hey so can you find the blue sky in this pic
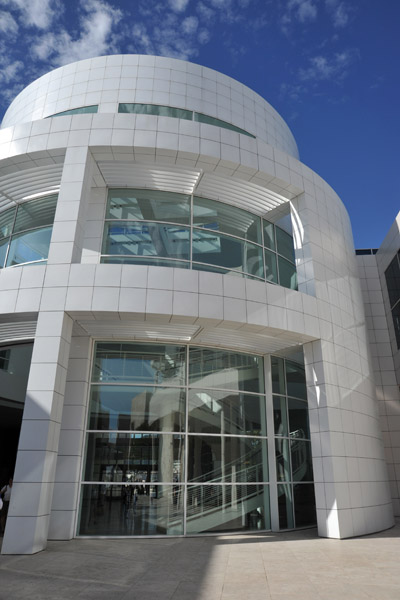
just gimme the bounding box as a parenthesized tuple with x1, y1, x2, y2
(0, 0, 398, 248)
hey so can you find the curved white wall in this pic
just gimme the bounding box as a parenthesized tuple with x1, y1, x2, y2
(0, 55, 394, 553)
(1, 54, 299, 159)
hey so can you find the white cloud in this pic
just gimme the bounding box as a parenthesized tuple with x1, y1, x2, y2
(198, 28, 210, 44)
(168, 0, 190, 13)
(299, 50, 357, 82)
(288, 0, 317, 23)
(209, 0, 232, 7)
(1, 0, 61, 30)
(196, 2, 215, 22)
(32, 0, 122, 66)
(0, 59, 23, 84)
(0, 11, 18, 35)
(131, 11, 200, 61)
(325, 0, 350, 28)
(280, 0, 317, 34)
(132, 23, 154, 55)
(182, 16, 198, 34)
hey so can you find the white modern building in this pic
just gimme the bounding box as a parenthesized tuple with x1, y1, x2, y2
(0, 54, 398, 555)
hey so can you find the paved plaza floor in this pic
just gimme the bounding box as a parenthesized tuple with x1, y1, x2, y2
(1, 520, 400, 600)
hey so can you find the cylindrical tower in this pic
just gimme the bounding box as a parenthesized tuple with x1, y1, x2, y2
(0, 55, 393, 554)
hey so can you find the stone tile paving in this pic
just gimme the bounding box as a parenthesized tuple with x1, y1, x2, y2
(1, 520, 400, 599)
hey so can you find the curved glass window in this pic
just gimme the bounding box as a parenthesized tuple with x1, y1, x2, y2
(118, 103, 256, 138)
(48, 105, 98, 117)
(193, 196, 261, 243)
(0, 195, 57, 269)
(102, 222, 190, 261)
(102, 189, 297, 290)
(194, 112, 255, 137)
(119, 103, 192, 120)
(106, 189, 190, 223)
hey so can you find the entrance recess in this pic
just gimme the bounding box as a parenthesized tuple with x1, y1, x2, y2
(0, 343, 33, 485)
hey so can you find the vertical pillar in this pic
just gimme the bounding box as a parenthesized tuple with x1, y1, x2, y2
(48, 334, 92, 540)
(47, 146, 94, 266)
(2, 312, 73, 554)
(265, 356, 279, 531)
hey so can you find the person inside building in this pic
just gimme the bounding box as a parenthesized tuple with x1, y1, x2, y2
(0, 478, 13, 533)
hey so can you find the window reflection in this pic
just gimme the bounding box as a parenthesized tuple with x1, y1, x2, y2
(89, 385, 185, 432)
(80, 343, 314, 536)
(193, 196, 261, 244)
(49, 105, 98, 117)
(84, 433, 184, 483)
(103, 222, 190, 260)
(117, 103, 256, 138)
(93, 343, 186, 385)
(188, 389, 266, 436)
(79, 484, 184, 536)
(272, 354, 316, 529)
(192, 230, 263, 278)
(6, 227, 53, 267)
(107, 189, 190, 223)
(186, 484, 270, 533)
(188, 436, 268, 483)
(0, 195, 57, 269)
(189, 347, 264, 393)
(101, 189, 298, 290)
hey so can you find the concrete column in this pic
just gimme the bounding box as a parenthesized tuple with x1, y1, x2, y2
(47, 146, 94, 265)
(304, 339, 394, 539)
(48, 334, 92, 540)
(1, 311, 73, 554)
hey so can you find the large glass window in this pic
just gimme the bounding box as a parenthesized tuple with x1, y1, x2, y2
(79, 343, 314, 537)
(102, 189, 297, 290)
(0, 195, 57, 269)
(79, 343, 271, 536)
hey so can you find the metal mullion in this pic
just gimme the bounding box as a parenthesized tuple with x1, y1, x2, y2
(105, 217, 191, 229)
(191, 224, 264, 249)
(274, 224, 281, 286)
(184, 432, 267, 440)
(3, 205, 18, 268)
(260, 215, 267, 284)
(90, 381, 187, 388)
(183, 345, 190, 535)
(189, 193, 193, 268)
(87, 430, 181, 436)
(187, 385, 264, 397)
(76, 338, 98, 536)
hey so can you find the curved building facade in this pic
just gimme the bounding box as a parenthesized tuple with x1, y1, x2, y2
(0, 55, 394, 554)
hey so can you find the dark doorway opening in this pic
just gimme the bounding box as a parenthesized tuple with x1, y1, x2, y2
(0, 342, 33, 488)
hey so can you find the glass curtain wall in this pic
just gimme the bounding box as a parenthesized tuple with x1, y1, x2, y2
(271, 356, 316, 529)
(0, 195, 58, 268)
(78, 343, 270, 536)
(101, 189, 297, 290)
